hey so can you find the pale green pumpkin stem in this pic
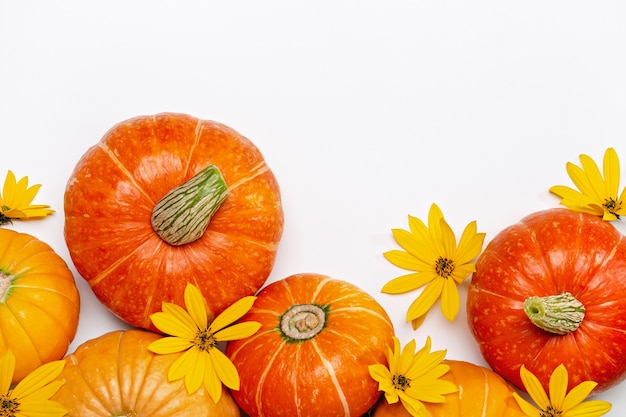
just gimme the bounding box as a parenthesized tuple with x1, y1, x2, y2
(151, 165, 230, 246)
(280, 304, 327, 341)
(523, 292, 585, 335)
(0, 272, 12, 302)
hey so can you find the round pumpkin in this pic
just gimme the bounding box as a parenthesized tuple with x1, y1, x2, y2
(0, 228, 80, 384)
(371, 360, 525, 417)
(225, 273, 395, 417)
(467, 208, 626, 393)
(64, 112, 284, 330)
(51, 329, 241, 416)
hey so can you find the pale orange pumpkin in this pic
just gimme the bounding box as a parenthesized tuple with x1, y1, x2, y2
(51, 329, 241, 416)
(371, 360, 525, 417)
(64, 113, 284, 330)
(226, 273, 395, 417)
(0, 228, 80, 384)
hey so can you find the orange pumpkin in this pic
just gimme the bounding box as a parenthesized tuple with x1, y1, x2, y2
(64, 113, 284, 330)
(0, 228, 80, 384)
(371, 360, 525, 417)
(51, 329, 241, 416)
(225, 273, 395, 417)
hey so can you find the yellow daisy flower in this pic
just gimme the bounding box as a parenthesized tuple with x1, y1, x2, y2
(0, 170, 54, 226)
(550, 147, 625, 220)
(368, 336, 458, 417)
(148, 283, 261, 403)
(0, 350, 67, 417)
(513, 364, 611, 417)
(382, 203, 485, 328)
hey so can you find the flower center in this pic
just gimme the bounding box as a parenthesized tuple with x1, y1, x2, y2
(435, 256, 455, 278)
(193, 328, 217, 352)
(0, 394, 19, 417)
(603, 197, 623, 218)
(0, 211, 11, 226)
(392, 374, 411, 391)
(540, 405, 562, 417)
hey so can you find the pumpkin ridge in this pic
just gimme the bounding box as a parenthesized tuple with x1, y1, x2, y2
(1, 302, 40, 358)
(330, 306, 395, 331)
(68, 353, 115, 415)
(310, 338, 350, 416)
(98, 141, 157, 206)
(88, 238, 159, 287)
(225, 161, 270, 192)
(309, 276, 334, 304)
(256, 340, 288, 417)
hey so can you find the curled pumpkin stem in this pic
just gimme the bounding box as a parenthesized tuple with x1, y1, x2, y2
(523, 292, 585, 335)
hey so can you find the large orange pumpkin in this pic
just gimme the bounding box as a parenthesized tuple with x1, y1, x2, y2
(225, 273, 395, 417)
(467, 208, 626, 393)
(0, 228, 80, 384)
(371, 360, 525, 417)
(51, 329, 241, 416)
(64, 113, 284, 330)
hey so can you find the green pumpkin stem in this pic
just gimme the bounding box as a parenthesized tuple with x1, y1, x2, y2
(523, 292, 585, 335)
(151, 165, 229, 246)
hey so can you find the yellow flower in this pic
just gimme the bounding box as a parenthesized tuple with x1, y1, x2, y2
(550, 147, 625, 221)
(0, 350, 67, 417)
(382, 203, 485, 328)
(148, 283, 261, 403)
(0, 170, 54, 226)
(513, 364, 611, 417)
(368, 336, 457, 417)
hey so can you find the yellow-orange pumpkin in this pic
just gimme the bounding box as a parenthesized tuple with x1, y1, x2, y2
(0, 228, 80, 384)
(226, 273, 395, 417)
(371, 360, 525, 417)
(64, 113, 284, 330)
(51, 329, 241, 416)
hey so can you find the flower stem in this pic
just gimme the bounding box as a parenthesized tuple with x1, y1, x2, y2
(523, 292, 585, 335)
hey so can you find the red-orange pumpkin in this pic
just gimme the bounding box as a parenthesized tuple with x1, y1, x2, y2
(51, 329, 241, 416)
(225, 273, 395, 417)
(371, 360, 525, 417)
(0, 228, 80, 384)
(467, 208, 626, 393)
(64, 113, 284, 330)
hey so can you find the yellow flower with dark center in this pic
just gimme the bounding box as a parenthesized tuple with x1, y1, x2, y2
(513, 364, 611, 417)
(550, 147, 625, 221)
(0, 350, 67, 417)
(148, 283, 261, 403)
(382, 203, 485, 328)
(368, 336, 457, 417)
(0, 170, 54, 226)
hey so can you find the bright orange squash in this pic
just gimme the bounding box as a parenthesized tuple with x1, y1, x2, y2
(371, 360, 525, 417)
(225, 273, 395, 417)
(467, 209, 626, 393)
(51, 329, 241, 417)
(64, 113, 284, 330)
(0, 228, 80, 384)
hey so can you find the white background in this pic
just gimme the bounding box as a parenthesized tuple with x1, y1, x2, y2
(2, 1, 626, 413)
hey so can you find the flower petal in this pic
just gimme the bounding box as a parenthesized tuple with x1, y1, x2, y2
(147, 336, 192, 354)
(210, 296, 256, 333)
(561, 380, 598, 412)
(12, 400, 68, 417)
(563, 400, 612, 417)
(603, 147, 620, 198)
(383, 249, 432, 272)
(11, 360, 65, 399)
(512, 392, 542, 416)
(439, 278, 460, 322)
(0, 350, 15, 394)
(203, 354, 223, 404)
(519, 365, 550, 410)
(184, 284, 208, 330)
(548, 364, 568, 410)
(209, 347, 240, 391)
(214, 321, 261, 342)
(150, 308, 197, 339)
(381, 272, 437, 295)
(406, 279, 444, 323)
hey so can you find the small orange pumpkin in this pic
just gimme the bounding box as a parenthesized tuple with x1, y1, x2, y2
(0, 228, 80, 384)
(64, 113, 284, 330)
(226, 273, 395, 417)
(51, 329, 241, 416)
(371, 360, 525, 417)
